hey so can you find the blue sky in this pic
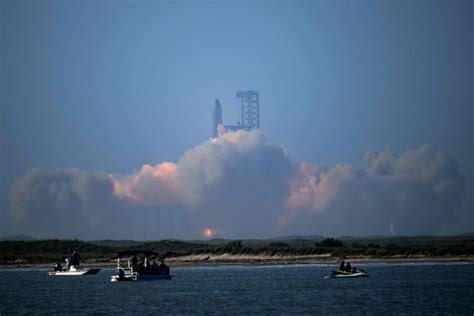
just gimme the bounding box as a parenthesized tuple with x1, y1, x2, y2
(0, 0, 472, 238)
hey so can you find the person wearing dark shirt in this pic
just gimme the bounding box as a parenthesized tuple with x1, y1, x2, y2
(70, 251, 81, 267)
(339, 260, 345, 271)
(54, 262, 62, 272)
(159, 260, 170, 276)
(131, 255, 138, 272)
(345, 262, 352, 272)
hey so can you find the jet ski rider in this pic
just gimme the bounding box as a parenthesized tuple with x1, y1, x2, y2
(339, 260, 354, 272)
(345, 262, 352, 272)
(339, 260, 345, 271)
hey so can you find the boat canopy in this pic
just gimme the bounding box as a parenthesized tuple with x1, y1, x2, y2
(117, 250, 159, 258)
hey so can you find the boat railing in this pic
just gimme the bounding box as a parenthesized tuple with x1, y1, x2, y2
(116, 258, 139, 277)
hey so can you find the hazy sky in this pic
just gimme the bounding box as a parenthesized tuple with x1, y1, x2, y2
(1, 0, 472, 239)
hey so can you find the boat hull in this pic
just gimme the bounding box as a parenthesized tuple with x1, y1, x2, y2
(48, 268, 101, 276)
(111, 274, 172, 282)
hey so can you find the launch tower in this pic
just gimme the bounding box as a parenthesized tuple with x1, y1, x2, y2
(213, 90, 259, 136)
(237, 90, 260, 131)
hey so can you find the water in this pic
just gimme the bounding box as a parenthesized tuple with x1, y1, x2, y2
(0, 263, 473, 314)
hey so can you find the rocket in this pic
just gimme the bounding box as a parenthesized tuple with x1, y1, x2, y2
(212, 99, 223, 138)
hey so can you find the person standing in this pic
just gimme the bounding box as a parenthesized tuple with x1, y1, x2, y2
(70, 250, 81, 268)
(131, 255, 138, 272)
(159, 260, 170, 276)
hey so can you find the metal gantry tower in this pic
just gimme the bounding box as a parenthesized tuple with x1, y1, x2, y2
(213, 90, 260, 137)
(237, 90, 259, 131)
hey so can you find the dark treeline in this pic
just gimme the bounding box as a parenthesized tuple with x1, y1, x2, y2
(0, 239, 114, 263)
(1, 235, 474, 264)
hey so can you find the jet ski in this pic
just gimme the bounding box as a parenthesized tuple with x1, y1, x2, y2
(326, 268, 369, 278)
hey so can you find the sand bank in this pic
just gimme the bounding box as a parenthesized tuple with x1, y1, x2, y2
(2, 254, 473, 269)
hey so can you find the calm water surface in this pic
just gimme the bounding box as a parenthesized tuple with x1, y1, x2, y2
(0, 263, 473, 314)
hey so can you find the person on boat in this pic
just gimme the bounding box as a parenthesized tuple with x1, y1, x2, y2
(339, 260, 345, 271)
(70, 251, 81, 267)
(118, 268, 125, 280)
(151, 260, 158, 272)
(345, 262, 352, 272)
(131, 255, 138, 272)
(54, 262, 62, 272)
(138, 259, 144, 272)
(159, 260, 170, 276)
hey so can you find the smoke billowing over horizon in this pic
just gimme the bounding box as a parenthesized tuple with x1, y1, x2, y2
(8, 130, 471, 240)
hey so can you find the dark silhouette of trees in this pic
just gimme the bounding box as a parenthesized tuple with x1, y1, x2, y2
(315, 238, 343, 247)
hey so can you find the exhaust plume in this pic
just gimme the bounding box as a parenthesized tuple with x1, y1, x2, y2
(283, 145, 465, 236)
(8, 131, 469, 239)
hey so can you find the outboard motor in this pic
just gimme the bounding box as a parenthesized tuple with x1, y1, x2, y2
(54, 262, 62, 272)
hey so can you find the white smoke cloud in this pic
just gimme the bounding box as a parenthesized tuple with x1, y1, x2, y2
(112, 162, 178, 206)
(285, 163, 356, 212)
(109, 130, 292, 237)
(9, 167, 119, 239)
(176, 130, 292, 237)
(8, 131, 470, 239)
(282, 145, 466, 236)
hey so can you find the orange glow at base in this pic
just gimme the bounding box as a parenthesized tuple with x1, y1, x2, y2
(202, 227, 213, 238)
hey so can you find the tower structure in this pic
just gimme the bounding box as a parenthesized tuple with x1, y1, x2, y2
(212, 90, 260, 137)
(212, 99, 223, 138)
(236, 90, 259, 131)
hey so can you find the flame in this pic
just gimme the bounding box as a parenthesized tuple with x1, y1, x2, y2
(202, 227, 213, 238)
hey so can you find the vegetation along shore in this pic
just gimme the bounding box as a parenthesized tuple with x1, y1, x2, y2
(1, 234, 473, 268)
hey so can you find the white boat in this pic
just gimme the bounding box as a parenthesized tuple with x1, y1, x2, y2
(48, 265, 101, 276)
(110, 250, 172, 282)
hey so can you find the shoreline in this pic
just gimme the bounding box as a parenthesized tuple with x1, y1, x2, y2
(2, 255, 473, 269)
